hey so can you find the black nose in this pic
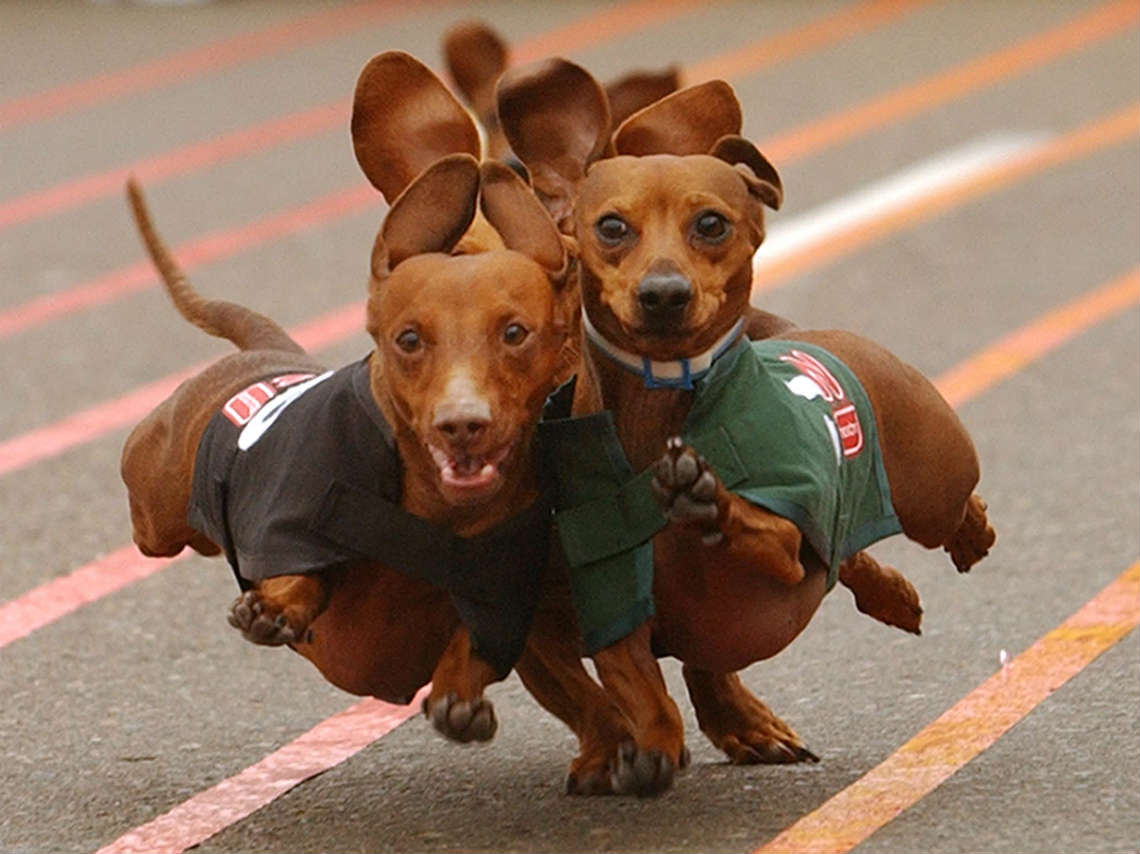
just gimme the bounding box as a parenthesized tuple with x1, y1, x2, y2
(637, 272, 692, 317)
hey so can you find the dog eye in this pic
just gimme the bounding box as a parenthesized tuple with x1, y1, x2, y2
(503, 323, 529, 346)
(395, 329, 421, 353)
(693, 211, 730, 243)
(595, 214, 632, 246)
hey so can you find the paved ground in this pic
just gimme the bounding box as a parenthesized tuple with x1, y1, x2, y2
(0, 1, 1137, 852)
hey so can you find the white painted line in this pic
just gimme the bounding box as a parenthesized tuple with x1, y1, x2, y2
(753, 131, 1052, 271)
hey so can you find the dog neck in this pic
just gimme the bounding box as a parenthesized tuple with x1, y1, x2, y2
(581, 308, 744, 391)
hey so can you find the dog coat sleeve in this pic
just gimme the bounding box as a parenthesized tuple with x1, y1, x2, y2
(540, 338, 902, 654)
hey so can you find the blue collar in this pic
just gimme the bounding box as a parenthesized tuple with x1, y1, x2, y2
(581, 309, 746, 390)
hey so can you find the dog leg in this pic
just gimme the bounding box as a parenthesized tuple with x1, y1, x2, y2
(682, 665, 818, 764)
(837, 551, 923, 634)
(652, 439, 805, 585)
(515, 626, 638, 795)
(423, 626, 500, 744)
(227, 573, 328, 646)
(943, 493, 996, 573)
(590, 624, 688, 796)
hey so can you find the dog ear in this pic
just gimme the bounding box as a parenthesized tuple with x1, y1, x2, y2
(373, 154, 480, 277)
(711, 135, 783, 210)
(612, 80, 741, 156)
(604, 66, 681, 127)
(496, 57, 612, 230)
(442, 21, 508, 121)
(352, 51, 481, 205)
(479, 160, 569, 282)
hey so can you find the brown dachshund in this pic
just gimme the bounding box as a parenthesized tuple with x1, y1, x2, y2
(495, 59, 997, 791)
(119, 49, 587, 744)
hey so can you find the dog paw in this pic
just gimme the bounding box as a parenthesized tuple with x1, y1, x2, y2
(720, 731, 819, 765)
(565, 741, 688, 797)
(423, 692, 498, 743)
(944, 494, 996, 573)
(651, 437, 724, 545)
(227, 590, 310, 646)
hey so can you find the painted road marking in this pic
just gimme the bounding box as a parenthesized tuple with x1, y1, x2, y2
(0, 1, 416, 128)
(759, 0, 1139, 164)
(96, 686, 431, 854)
(752, 103, 1139, 295)
(755, 131, 1050, 268)
(755, 562, 1140, 854)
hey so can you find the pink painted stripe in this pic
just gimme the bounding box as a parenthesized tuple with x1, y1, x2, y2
(0, 299, 367, 480)
(0, 0, 701, 234)
(96, 686, 430, 854)
(0, 183, 376, 339)
(0, 1, 422, 129)
(0, 545, 181, 648)
(0, 101, 350, 230)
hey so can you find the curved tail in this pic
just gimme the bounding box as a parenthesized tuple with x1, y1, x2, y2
(125, 177, 305, 354)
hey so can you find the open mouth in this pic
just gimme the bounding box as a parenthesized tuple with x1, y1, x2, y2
(428, 443, 512, 498)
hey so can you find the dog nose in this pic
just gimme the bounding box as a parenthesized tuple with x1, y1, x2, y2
(637, 272, 692, 317)
(433, 375, 492, 446)
(435, 414, 489, 445)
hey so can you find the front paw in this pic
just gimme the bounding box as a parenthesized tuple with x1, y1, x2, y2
(651, 437, 724, 546)
(423, 692, 498, 743)
(566, 741, 689, 797)
(227, 590, 310, 646)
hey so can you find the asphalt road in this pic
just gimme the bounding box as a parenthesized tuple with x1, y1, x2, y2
(0, 1, 1137, 852)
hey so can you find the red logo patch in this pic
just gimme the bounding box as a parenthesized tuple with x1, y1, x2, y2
(779, 349, 864, 459)
(222, 373, 318, 427)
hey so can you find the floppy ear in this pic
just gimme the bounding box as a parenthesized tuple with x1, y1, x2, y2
(373, 154, 480, 277)
(352, 51, 481, 204)
(442, 21, 508, 120)
(478, 160, 568, 282)
(612, 80, 742, 156)
(496, 58, 611, 229)
(604, 66, 681, 127)
(711, 135, 783, 210)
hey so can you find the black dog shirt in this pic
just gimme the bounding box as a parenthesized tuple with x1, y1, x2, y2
(187, 356, 549, 676)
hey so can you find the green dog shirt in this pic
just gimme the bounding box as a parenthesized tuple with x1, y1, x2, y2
(540, 337, 901, 654)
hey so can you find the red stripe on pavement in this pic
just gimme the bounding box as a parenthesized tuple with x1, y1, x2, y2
(0, 545, 181, 648)
(0, 299, 367, 480)
(0, 101, 350, 229)
(0, 1, 421, 129)
(755, 562, 1140, 854)
(0, 183, 376, 338)
(0, 0, 701, 232)
(96, 687, 430, 854)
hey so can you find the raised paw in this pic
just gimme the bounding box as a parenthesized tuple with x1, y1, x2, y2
(839, 552, 924, 635)
(566, 741, 689, 797)
(944, 493, 996, 573)
(227, 590, 311, 646)
(423, 692, 498, 744)
(651, 437, 724, 545)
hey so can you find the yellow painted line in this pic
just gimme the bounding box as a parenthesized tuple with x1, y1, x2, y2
(757, 563, 1139, 853)
(938, 269, 1140, 407)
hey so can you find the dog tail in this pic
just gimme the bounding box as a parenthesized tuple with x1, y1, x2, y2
(125, 177, 306, 354)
